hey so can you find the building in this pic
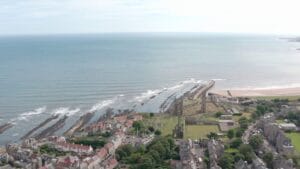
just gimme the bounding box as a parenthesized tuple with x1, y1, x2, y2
(55, 156, 80, 169)
(279, 123, 297, 131)
(80, 148, 108, 169)
(56, 142, 93, 155)
(218, 120, 236, 131)
(104, 158, 118, 169)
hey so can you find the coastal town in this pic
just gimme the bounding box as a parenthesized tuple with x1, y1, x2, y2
(1, 81, 300, 169)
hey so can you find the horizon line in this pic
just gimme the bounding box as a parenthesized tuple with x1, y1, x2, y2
(0, 31, 299, 37)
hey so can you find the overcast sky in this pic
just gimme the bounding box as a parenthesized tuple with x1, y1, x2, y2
(1, 0, 300, 35)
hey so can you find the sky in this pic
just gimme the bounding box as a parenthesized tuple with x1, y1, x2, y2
(1, 0, 300, 35)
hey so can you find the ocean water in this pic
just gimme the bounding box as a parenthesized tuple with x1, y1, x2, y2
(0, 33, 300, 144)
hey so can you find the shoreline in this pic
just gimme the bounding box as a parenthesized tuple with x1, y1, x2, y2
(212, 87, 300, 97)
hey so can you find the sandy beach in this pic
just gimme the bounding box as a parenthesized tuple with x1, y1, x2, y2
(213, 87, 300, 97)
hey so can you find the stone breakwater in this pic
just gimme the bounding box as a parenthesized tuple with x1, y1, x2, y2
(21, 115, 59, 140)
(64, 112, 95, 136)
(34, 116, 68, 139)
(0, 123, 13, 134)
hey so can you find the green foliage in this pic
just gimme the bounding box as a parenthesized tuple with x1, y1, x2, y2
(133, 121, 144, 131)
(39, 144, 66, 157)
(150, 113, 154, 117)
(155, 130, 162, 136)
(286, 112, 300, 126)
(218, 153, 234, 169)
(238, 117, 249, 130)
(235, 128, 244, 138)
(239, 144, 254, 163)
(101, 131, 112, 137)
(233, 153, 244, 162)
(73, 138, 106, 149)
(116, 136, 177, 168)
(215, 112, 223, 118)
(116, 144, 135, 161)
(148, 126, 155, 132)
(254, 104, 272, 118)
(227, 129, 235, 139)
(262, 152, 273, 168)
(272, 98, 289, 104)
(207, 132, 218, 139)
(249, 135, 263, 150)
(230, 138, 243, 149)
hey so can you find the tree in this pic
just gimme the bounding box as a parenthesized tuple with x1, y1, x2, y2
(235, 128, 244, 137)
(148, 126, 155, 132)
(230, 138, 243, 148)
(116, 144, 135, 161)
(150, 113, 154, 117)
(239, 144, 254, 163)
(133, 121, 144, 134)
(227, 129, 235, 139)
(215, 112, 223, 118)
(234, 153, 244, 162)
(154, 130, 162, 136)
(249, 135, 263, 150)
(218, 153, 234, 169)
(262, 152, 273, 168)
(238, 117, 249, 130)
(207, 132, 218, 139)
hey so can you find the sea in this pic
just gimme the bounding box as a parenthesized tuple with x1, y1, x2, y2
(0, 33, 299, 144)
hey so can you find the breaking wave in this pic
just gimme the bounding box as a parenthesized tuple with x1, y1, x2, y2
(90, 99, 117, 112)
(134, 89, 161, 102)
(133, 78, 203, 103)
(51, 107, 80, 116)
(16, 106, 47, 121)
(212, 78, 226, 81)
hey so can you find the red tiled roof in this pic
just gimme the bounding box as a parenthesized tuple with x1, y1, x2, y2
(114, 115, 127, 123)
(97, 148, 108, 159)
(107, 158, 118, 169)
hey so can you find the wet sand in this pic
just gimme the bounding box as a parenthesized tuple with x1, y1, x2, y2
(213, 87, 300, 97)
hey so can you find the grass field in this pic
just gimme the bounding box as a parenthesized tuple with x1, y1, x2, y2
(184, 125, 219, 140)
(143, 114, 178, 136)
(286, 132, 300, 153)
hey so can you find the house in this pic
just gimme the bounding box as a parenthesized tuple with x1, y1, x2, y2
(279, 123, 297, 131)
(218, 120, 236, 131)
(132, 114, 143, 121)
(53, 141, 93, 155)
(114, 115, 127, 123)
(220, 115, 233, 120)
(55, 156, 80, 169)
(231, 108, 240, 115)
(80, 148, 108, 169)
(105, 158, 118, 169)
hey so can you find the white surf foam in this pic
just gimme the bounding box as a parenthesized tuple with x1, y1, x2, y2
(133, 78, 204, 103)
(52, 107, 80, 116)
(90, 99, 115, 112)
(134, 89, 161, 102)
(15, 106, 47, 121)
(20, 106, 47, 117)
(212, 78, 226, 81)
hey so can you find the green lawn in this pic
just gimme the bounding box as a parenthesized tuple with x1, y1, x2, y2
(143, 114, 178, 136)
(184, 125, 219, 140)
(286, 132, 300, 153)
